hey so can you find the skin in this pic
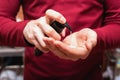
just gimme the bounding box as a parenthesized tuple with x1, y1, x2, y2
(43, 28, 97, 61)
(23, 9, 97, 61)
(23, 9, 66, 52)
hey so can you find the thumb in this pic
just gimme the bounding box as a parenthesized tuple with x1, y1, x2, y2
(60, 28, 66, 37)
(85, 40, 93, 52)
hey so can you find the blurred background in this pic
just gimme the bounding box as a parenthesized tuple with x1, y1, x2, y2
(0, 6, 24, 80)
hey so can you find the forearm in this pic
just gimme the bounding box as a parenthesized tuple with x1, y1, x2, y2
(94, 23, 120, 49)
(0, 17, 30, 46)
(94, 0, 120, 49)
(0, 0, 31, 46)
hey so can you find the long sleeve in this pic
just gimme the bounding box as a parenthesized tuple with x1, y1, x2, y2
(94, 0, 120, 49)
(0, 0, 29, 46)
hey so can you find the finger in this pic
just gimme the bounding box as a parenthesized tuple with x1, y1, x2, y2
(87, 37, 97, 47)
(32, 25, 49, 52)
(54, 41, 89, 59)
(54, 41, 78, 56)
(31, 36, 48, 52)
(43, 37, 71, 60)
(60, 28, 66, 37)
(81, 28, 97, 47)
(33, 25, 46, 47)
(45, 9, 66, 24)
(23, 24, 35, 44)
(37, 17, 61, 40)
(44, 37, 80, 61)
(24, 21, 49, 52)
(55, 41, 79, 54)
(55, 43, 80, 61)
(85, 39, 95, 54)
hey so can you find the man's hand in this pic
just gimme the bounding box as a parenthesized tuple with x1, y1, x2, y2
(43, 28, 97, 61)
(23, 9, 66, 52)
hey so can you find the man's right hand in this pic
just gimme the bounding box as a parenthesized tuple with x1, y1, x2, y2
(23, 9, 66, 53)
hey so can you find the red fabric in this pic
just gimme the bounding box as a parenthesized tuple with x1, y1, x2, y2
(0, 0, 120, 80)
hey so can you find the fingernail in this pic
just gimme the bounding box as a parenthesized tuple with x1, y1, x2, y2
(60, 17, 66, 24)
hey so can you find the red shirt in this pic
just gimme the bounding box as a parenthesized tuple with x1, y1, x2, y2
(0, 0, 120, 80)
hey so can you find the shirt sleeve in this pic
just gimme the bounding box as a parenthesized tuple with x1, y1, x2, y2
(0, 0, 30, 46)
(94, 0, 120, 49)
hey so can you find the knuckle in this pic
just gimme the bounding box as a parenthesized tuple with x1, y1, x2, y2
(41, 44, 47, 49)
(45, 9, 51, 15)
(56, 15, 62, 20)
(46, 29, 55, 35)
(28, 35, 34, 40)
(38, 20, 43, 26)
